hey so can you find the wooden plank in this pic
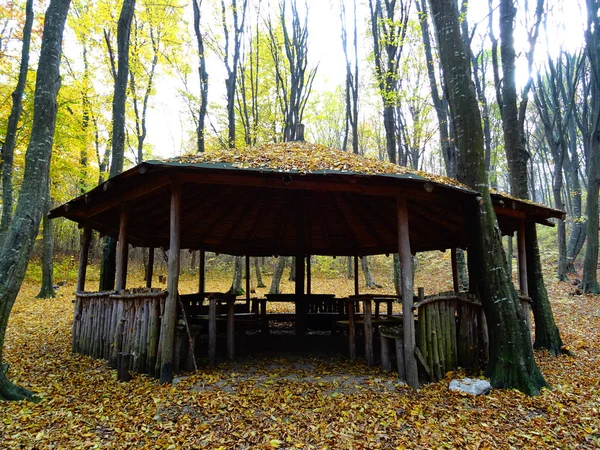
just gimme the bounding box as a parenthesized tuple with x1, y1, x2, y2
(451, 248, 459, 294)
(77, 227, 92, 293)
(159, 182, 182, 384)
(208, 297, 218, 365)
(115, 205, 129, 292)
(354, 256, 359, 296)
(227, 299, 235, 361)
(381, 336, 392, 371)
(146, 247, 154, 288)
(363, 298, 374, 366)
(397, 197, 419, 389)
(347, 299, 356, 360)
(198, 250, 205, 296)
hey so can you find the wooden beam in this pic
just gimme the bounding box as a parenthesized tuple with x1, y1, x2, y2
(517, 220, 528, 296)
(245, 255, 251, 302)
(397, 197, 419, 389)
(115, 205, 129, 292)
(159, 182, 182, 384)
(146, 247, 154, 288)
(306, 256, 312, 295)
(451, 248, 459, 294)
(354, 256, 359, 296)
(76, 227, 92, 293)
(198, 250, 206, 295)
(295, 254, 306, 336)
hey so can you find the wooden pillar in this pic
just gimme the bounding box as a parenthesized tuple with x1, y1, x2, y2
(517, 221, 532, 335)
(363, 298, 374, 366)
(347, 299, 356, 360)
(353, 256, 359, 296)
(451, 248, 460, 294)
(77, 227, 92, 293)
(159, 183, 181, 384)
(146, 247, 154, 289)
(208, 297, 217, 365)
(115, 205, 129, 292)
(245, 255, 251, 304)
(517, 223, 528, 296)
(397, 197, 419, 389)
(306, 256, 312, 295)
(295, 254, 306, 336)
(198, 250, 206, 296)
(227, 299, 235, 361)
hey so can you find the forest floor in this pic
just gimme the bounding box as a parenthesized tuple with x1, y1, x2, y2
(1, 257, 600, 449)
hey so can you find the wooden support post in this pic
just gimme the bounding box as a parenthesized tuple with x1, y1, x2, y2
(159, 183, 181, 384)
(146, 247, 154, 289)
(295, 254, 306, 336)
(451, 248, 460, 294)
(363, 298, 374, 366)
(306, 256, 312, 295)
(208, 296, 217, 365)
(397, 197, 419, 389)
(381, 336, 392, 371)
(198, 250, 206, 297)
(347, 299, 356, 360)
(77, 227, 92, 293)
(517, 221, 532, 336)
(227, 299, 235, 361)
(115, 206, 129, 292)
(117, 352, 131, 382)
(260, 299, 268, 334)
(354, 256, 359, 296)
(245, 255, 251, 305)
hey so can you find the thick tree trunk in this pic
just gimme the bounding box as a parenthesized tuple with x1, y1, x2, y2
(288, 257, 296, 282)
(100, 0, 135, 291)
(0, 0, 71, 401)
(429, 0, 548, 395)
(192, 0, 208, 153)
(254, 257, 265, 288)
(566, 121, 585, 273)
(228, 256, 244, 296)
(0, 0, 34, 245)
(361, 256, 378, 289)
(498, 0, 567, 353)
(269, 257, 288, 294)
(36, 182, 55, 299)
(525, 223, 566, 355)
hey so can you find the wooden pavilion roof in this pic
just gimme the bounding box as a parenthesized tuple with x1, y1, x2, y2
(50, 142, 565, 256)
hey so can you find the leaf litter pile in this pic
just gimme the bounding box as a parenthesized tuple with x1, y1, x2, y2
(1, 266, 600, 449)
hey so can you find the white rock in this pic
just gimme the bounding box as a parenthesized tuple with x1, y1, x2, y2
(449, 378, 491, 396)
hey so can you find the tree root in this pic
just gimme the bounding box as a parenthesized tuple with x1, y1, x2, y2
(0, 370, 39, 402)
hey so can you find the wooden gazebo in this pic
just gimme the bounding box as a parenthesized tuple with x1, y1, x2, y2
(50, 141, 564, 388)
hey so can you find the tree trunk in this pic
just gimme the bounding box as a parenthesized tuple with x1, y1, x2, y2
(0, 0, 71, 401)
(0, 0, 34, 245)
(288, 257, 296, 282)
(254, 257, 265, 288)
(269, 257, 287, 294)
(566, 119, 585, 273)
(228, 256, 244, 296)
(192, 0, 208, 153)
(361, 256, 378, 289)
(100, 0, 135, 291)
(36, 181, 55, 299)
(429, 0, 548, 395)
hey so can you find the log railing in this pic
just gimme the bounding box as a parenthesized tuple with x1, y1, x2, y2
(413, 293, 531, 381)
(72, 289, 167, 377)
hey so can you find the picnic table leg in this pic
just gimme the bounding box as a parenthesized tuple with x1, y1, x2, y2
(260, 299, 268, 334)
(387, 300, 393, 316)
(227, 299, 235, 361)
(348, 301, 356, 360)
(208, 297, 217, 366)
(381, 336, 392, 371)
(375, 301, 380, 320)
(363, 299, 374, 366)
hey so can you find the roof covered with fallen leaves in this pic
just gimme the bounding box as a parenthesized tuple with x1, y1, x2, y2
(164, 141, 471, 191)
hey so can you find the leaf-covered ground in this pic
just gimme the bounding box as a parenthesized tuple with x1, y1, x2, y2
(1, 265, 599, 449)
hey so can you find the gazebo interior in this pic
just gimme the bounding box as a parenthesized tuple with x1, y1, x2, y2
(50, 142, 565, 388)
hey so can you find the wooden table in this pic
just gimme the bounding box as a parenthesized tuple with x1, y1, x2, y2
(345, 295, 402, 366)
(263, 294, 336, 335)
(206, 293, 237, 365)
